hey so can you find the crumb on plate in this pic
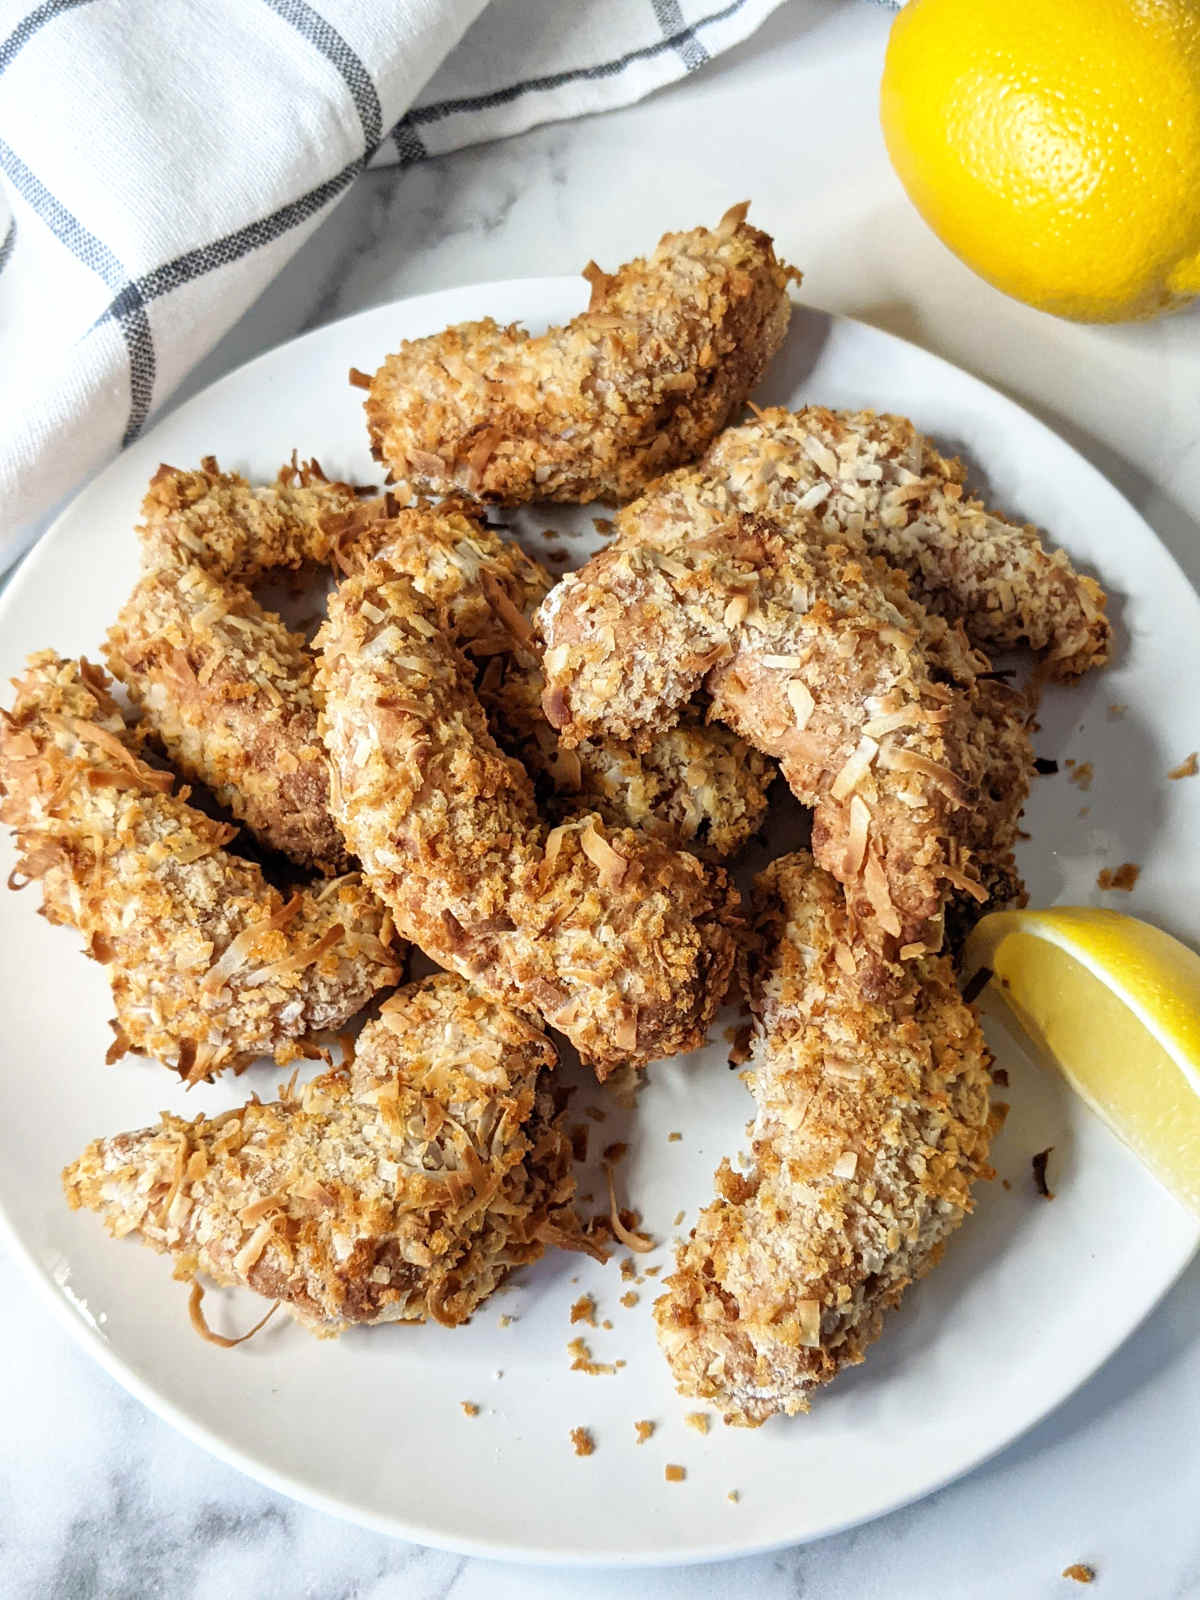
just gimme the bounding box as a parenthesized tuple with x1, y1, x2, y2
(1097, 862, 1140, 891)
(570, 1294, 597, 1326)
(1066, 760, 1093, 791)
(569, 1337, 616, 1376)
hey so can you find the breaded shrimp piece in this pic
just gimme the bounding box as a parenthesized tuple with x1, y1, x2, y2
(137, 454, 369, 580)
(597, 453, 1035, 928)
(693, 407, 1110, 679)
(654, 853, 994, 1425)
(537, 521, 982, 955)
(0, 654, 401, 1082)
(64, 974, 586, 1334)
(106, 563, 348, 874)
(361, 204, 798, 506)
(337, 503, 774, 857)
(315, 560, 740, 1079)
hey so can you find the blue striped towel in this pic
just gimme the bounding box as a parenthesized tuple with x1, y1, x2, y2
(0, 0, 788, 569)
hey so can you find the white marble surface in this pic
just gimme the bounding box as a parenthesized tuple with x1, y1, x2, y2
(4, 3, 1200, 1595)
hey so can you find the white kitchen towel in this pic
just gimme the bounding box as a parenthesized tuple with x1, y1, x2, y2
(0, 0, 788, 568)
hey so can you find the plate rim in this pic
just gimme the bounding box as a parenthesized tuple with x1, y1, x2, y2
(2, 275, 1197, 1566)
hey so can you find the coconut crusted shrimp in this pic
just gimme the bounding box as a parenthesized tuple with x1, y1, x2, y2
(137, 455, 370, 580)
(596, 452, 1037, 932)
(333, 502, 775, 858)
(654, 853, 995, 1424)
(361, 204, 798, 506)
(315, 558, 740, 1079)
(536, 518, 984, 957)
(692, 407, 1110, 679)
(106, 563, 348, 874)
(64, 974, 587, 1334)
(0, 654, 401, 1082)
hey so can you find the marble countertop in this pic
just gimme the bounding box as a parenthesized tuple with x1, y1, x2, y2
(4, 3, 1200, 1595)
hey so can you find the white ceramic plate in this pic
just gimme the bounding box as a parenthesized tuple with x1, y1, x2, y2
(1, 281, 1197, 1567)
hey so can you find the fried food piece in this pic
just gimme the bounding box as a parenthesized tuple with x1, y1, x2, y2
(692, 407, 1110, 679)
(537, 519, 983, 955)
(654, 853, 994, 1424)
(337, 503, 773, 857)
(362, 204, 798, 506)
(137, 454, 369, 580)
(315, 559, 740, 1079)
(596, 452, 1036, 933)
(0, 654, 401, 1082)
(106, 563, 348, 874)
(64, 974, 585, 1334)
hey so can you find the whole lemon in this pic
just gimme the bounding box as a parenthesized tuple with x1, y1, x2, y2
(880, 0, 1200, 322)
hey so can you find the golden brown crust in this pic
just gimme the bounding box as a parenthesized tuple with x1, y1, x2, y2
(654, 853, 994, 1424)
(601, 454, 1036, 936)
(696, 407, 1110, 679)
(137, 455, 368, 580)
(0, 654, 401, 1081)
(106, 563, 348, 874)
(537, 517, 984, 954)
(950, 673, 1034, 941)
(63, 974, 582, 1333)
(336, 503, 774, 857)
(363, 205, 799, 506)
(315, 559, 740, 1079)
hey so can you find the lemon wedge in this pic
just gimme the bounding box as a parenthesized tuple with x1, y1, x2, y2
(964, 908, 1200, 1218)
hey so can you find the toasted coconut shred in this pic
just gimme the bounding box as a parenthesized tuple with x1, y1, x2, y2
(606, 1168, 655, 1254)
(188, 1281, 280, 1348)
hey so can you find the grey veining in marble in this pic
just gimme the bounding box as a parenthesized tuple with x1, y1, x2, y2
(4, 3, 1200, 1596)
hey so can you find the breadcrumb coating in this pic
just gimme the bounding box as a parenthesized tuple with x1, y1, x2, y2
(692, 407, 1110, 679)
(953, 674, 1034, 937)
(0, 654, 401, 1082)
(654, 854, 994, 1425)
(315, 560, 740, 1078)
(106, 563, 348, 874)
(537, 519, 983, 955)
(137, 454, 368, 580)
(362, 204, 798, 506)
(63, 974, 584, 1333)
(336, 502, 773, 856)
